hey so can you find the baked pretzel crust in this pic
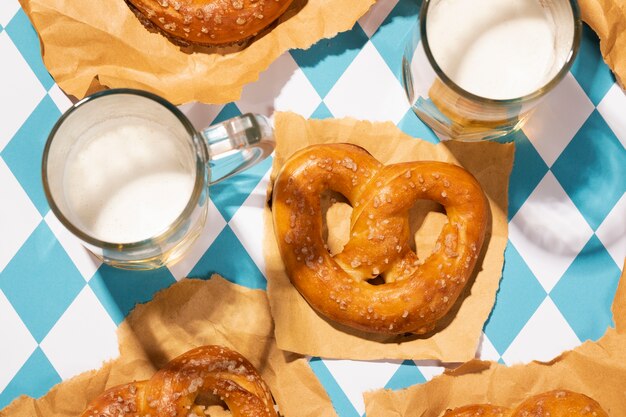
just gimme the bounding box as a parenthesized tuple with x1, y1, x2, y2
(442, 390, 608, 417)
(127, 0, 294, 46)
(80, 345, 277, 417)
(272, 143, 489, 334)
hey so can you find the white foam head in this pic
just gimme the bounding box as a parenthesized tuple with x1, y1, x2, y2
(63, 116, 196, 244)
(425, 0, 575, 100)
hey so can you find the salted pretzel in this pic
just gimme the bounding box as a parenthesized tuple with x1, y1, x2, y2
(126, 0, 294, 46)
(80, 345, 277, 417)
(272, 143, 488, 334)
(442, 390, 608, 416)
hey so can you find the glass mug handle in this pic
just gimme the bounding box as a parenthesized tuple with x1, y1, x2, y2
(202, 114, 275, 184)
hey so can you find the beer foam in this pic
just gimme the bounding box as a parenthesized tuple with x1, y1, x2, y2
(426, 0, 568, 100)
(64, 117, 196, 243)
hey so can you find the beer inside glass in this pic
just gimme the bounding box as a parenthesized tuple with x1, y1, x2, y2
(402, 0, 581, 141)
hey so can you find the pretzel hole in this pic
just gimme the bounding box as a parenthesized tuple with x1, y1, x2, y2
(366, 275, 386, 286)
(321, 190, 352, 256)
(408, 200, 448, 260)
(194, 392, 230, 415)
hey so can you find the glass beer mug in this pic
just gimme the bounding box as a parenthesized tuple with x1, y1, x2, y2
(402, 0, 581, 141)
(42, 89, 274, 270)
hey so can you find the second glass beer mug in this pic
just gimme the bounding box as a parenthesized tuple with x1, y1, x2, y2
(402, 0, 582, 141)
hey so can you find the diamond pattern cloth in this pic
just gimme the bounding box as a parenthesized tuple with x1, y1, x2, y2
(1, 1, 625, 416)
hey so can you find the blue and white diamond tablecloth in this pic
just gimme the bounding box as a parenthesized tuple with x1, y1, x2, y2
(1, 0, 625, 415)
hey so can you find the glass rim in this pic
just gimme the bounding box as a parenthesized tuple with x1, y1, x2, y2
(41, 88, 207, 250)
(419, 0, 582, 105)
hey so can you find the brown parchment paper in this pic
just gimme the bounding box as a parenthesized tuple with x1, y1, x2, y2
(364, 260, 626, 417)
(0, 276, 337, 417)
(579, 0, 626, 89)
(263, 112, 514, 361)
(17, 0, 375, 105)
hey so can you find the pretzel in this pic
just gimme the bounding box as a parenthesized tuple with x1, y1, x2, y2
(126, 0, 294, 46)
(80, 345, 277, 417)
(272, 143, 488, 334)
(441, 390, 608, 416)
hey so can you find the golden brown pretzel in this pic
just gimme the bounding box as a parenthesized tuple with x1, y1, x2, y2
(272, 144, 488, 334)
(80, 345, 277, 417)
(441, 390, 608, 417)
(126, 0, 294, 46)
